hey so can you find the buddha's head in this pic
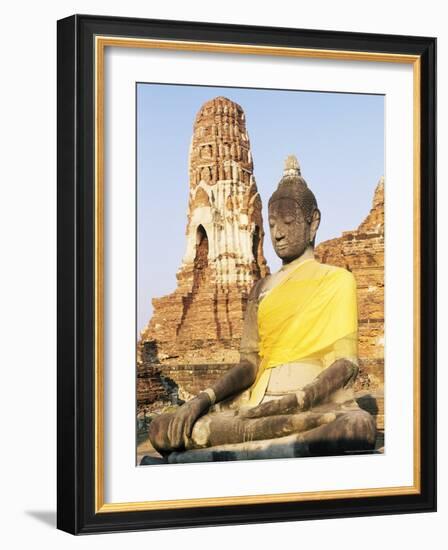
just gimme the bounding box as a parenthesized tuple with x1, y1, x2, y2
(268, 155, 321, 264)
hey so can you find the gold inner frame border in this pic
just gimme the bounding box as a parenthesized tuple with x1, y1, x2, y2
(94, 35, 421, 513)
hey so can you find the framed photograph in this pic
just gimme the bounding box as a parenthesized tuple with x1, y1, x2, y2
(57, 14, 436, 534)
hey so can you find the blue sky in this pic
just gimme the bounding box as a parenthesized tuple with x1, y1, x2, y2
(137, 83, 384, 334)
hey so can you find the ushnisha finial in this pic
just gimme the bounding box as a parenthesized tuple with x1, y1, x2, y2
(283, 155, 301, 177)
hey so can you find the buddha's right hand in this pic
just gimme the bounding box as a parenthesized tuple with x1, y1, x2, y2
(166, 393, 211, 449)
(238, 390, 306, 419)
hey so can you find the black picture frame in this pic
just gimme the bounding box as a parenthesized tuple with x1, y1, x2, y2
(57, 14, 436, 534)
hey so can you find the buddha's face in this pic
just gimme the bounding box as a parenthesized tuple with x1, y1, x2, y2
(268, 198, 314, 263)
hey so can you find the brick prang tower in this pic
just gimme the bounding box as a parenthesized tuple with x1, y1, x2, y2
(138, 97, 269, 398)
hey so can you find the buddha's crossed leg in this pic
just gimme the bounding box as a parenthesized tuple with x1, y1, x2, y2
(149, 403, 376, 463)
(147, 359, 376, 462)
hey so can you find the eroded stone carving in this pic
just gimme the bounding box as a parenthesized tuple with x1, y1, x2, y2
(146, 156, 377, 463)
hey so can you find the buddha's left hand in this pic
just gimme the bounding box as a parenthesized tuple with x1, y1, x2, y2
(238, 390, 306, 419)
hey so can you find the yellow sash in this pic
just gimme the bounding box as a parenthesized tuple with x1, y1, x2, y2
(248, 260, 358, 406)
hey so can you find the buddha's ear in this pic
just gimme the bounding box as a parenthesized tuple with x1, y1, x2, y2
(310, 209, 321, 242)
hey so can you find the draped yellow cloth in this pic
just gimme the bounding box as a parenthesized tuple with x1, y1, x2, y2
(248, 259, 358, 406)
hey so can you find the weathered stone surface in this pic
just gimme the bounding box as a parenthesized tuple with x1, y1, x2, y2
(316, 177, 385, 391)
(356, 390, 384, 430)
(138, 97, 269, 410)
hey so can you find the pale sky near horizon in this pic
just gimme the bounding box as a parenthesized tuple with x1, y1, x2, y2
(137, 83, 384, 334)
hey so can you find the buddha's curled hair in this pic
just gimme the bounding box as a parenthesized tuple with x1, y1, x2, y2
(268, 155, 319, 223)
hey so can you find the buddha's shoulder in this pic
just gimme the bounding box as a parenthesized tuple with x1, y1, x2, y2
(248, 273, 275, 302)
(248, 277, 267, 301)
(314, 261, 356, 285)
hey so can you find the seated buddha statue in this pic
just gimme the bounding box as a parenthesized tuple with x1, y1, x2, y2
(147, 155, 376, 463)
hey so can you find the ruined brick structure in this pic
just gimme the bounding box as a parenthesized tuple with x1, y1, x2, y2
(316, 177, 385, 393)
(137, 97, 385, 419)
(138, 97, 269, 403)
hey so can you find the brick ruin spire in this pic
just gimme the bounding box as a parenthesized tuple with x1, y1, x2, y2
(139, 97, 269, 383)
